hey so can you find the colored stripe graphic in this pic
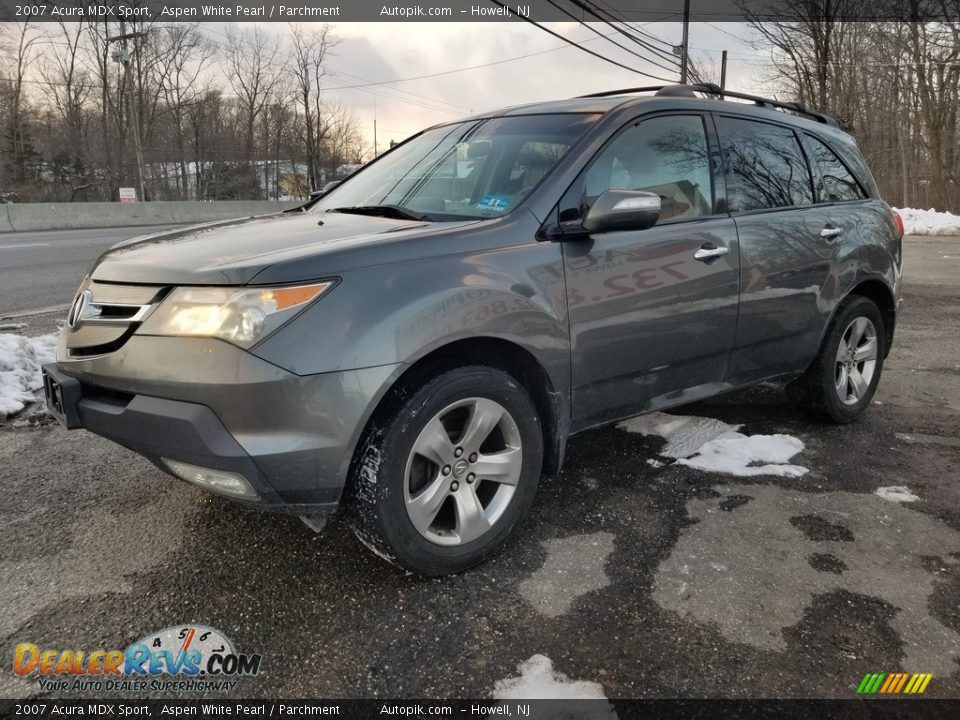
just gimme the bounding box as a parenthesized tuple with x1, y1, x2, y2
(893, 673, 909, 693)
(856, 673, 885, 694)
(856, 672, 932, 694)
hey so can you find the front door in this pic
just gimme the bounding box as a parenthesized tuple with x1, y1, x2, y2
(561, 114, 741, 430)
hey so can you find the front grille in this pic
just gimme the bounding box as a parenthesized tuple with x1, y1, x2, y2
(66, 324, 130, 349)
(65, 280, 167, 357)
(87, 281, 162, 305)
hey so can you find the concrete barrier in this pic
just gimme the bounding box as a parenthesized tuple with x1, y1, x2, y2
(0, 205, 14, 233)
(0, 200, 302, 233)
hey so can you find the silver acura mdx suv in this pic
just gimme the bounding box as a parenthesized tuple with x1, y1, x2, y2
(44, 85, 903, 575)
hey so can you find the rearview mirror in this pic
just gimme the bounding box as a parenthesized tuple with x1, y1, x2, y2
(582, 190, 661, 234)
(467, 141, 491, 158)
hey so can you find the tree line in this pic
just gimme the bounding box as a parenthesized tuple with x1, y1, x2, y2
(742, 0, 960, 212)
(0, 21, 367, 203)
(3, 10, 959, 212)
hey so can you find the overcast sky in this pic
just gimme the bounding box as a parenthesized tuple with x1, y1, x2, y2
(270, 22, 771, 150)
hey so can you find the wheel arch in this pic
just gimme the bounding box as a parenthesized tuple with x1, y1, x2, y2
(845, 278, 897, 358)
(350, 336, 568, 486)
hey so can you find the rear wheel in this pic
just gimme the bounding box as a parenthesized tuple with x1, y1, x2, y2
(345, 366, 543, 576)
(787, 296, 886, 423)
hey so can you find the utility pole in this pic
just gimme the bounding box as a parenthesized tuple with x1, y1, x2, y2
(720, 50, 728, 90)
(108, 20, 147, 202)
(373, 97, 378, 157)
(680, 0, 690, 84)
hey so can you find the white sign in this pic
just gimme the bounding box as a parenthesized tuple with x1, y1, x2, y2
(119, 187, 137, 203)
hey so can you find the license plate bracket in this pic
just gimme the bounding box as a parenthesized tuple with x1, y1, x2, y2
(42, 365, 82, 429)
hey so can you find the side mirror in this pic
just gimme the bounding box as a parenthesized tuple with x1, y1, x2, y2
(582, 190, 661, 234)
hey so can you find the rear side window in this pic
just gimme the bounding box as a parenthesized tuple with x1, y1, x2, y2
(716, 116, 813, 212)
(804, 134, 867, 202)
(583, 115, 713, 223)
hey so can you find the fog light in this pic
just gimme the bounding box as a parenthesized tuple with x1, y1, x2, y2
(162, 459, 258, 500)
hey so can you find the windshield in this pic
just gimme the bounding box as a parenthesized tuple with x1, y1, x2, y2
(313, 113, 599, 221)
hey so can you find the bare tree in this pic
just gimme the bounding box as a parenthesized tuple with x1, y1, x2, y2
(907, 1, 960, 209)
(0, 21, 367, 203)
(0, 22, 45, 190)
(40, 21, 93, 200)
(288, 23, 337, 191)
(223, 24, 286, 197)
(744, 1, 960, 211)
(151, 23, 215, 199)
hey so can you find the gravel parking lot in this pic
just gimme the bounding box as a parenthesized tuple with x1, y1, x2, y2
(1, 235, 958, 700)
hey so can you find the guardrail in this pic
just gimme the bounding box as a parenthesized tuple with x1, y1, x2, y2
(0, 200, 303, 233)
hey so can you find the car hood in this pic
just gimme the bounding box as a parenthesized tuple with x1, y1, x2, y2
(91, 211, 477, 285)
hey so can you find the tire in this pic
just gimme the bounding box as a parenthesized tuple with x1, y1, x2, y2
(344, 366, 543, 576)
(787, 295, 886, 423)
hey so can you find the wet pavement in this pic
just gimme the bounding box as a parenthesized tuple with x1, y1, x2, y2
(1, 236, 958, 700)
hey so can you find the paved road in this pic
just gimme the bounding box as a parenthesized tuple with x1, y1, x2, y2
(0, 237, 958, 700)
(0, 226, 182, 316)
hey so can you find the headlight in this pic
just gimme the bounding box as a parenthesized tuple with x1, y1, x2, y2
(139, 281, 334, 348)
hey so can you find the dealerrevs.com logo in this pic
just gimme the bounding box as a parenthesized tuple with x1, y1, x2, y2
(13, 625, 262, 693)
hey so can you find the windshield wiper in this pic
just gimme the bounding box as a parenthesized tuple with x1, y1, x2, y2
(331, 205, 432, 222)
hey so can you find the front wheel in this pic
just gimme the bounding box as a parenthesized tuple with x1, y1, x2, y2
(345, 366, 543, 576)
(787, 295, 886, 423)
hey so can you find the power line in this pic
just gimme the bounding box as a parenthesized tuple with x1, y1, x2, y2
(542, 0, 680, 75)
(323, 67, 473, 112)
(486, 0, 675, 82)
(319, 26, 637, 90)
(575, 0, 683, 64)
(197, 26, 464, 112)
(197, 28, 469, 117)
(591, 0, 683, 50)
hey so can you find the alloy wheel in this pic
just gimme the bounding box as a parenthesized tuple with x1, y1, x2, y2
(834, 316, 878, 405)
(403, 397, 523, 546)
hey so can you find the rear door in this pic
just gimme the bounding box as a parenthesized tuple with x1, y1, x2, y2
(714, 114, 840, 384)
(561, 113, 741, 430)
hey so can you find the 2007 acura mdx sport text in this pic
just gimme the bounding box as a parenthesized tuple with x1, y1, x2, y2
(43, 84, 903, 575)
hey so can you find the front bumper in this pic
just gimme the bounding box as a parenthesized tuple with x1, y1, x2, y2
(45, 335, 401, 516)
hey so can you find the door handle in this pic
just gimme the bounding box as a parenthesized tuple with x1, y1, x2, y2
(694, 245, 730, 261)
(820, 226, 844, 240)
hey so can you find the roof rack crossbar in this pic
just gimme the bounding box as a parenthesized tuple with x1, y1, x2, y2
(577, 84, 838, 127)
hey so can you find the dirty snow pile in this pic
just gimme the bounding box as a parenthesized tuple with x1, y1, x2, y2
(495, 654, 611, 702)
(875, 486, 920, 503)
(894, 207, 960, 236)
(0, 332, 58, 417)
(618, 411, 808, 478)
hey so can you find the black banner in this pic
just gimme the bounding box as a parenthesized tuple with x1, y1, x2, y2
(1, 0, 960, 23)
(1, 699, 960, 720)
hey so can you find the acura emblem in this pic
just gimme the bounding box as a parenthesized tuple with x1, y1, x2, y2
(67, 289, 95, 329)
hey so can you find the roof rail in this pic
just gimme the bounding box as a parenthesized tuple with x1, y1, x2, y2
(577, 84, 838, 127)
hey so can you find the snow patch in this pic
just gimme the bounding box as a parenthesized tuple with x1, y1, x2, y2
(618, 411, 808, 478)
(494, 655, 610, 703)
(646, 458, 665, 468)
(893, 207, 960, 236)
(0, 332, 58, 417)
(618, 412, 737, 458)
(875, 486, 919, 503)
(677, 433, 807, 478)
(520, 532, 614, 618)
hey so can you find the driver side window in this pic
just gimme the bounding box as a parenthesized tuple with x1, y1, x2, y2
(582, 115, 713, 223)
